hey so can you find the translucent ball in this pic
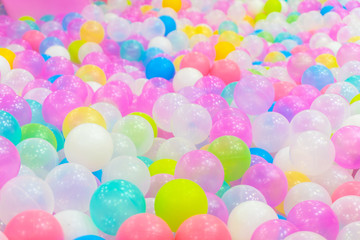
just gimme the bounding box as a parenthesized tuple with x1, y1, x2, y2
(80, 20, 105, 44)
(102, 156, 151, 195)
(0, 136, 20, 188)
(287, 52, 315, 84)
(110, 133, 137, 158)
(55, 210, 98, 240)
(167, 30, 189, 52)
(90, 102, 121, 131)
(336, 43, 360, 67)
(156, 137, 196, 161)
(337, 221, 360, 240)
(64, 123, 113, 172)
(24, 88, 52, 105)
(332, 181, 360, 202)
(173, 67, 203, 92)
(107, 17, 131, 42)
(112, 115, 154, 155)
(252, 219, 298, 240)
(12, 50, 44, 77)
(310, 94, 350, 130)
(0, 94, 32, 126)
(228, 201, 278, 240)
(45, 45, 70, 59)
(290, 110, 332, 138)
(0, 110, 21, 145)
(2, 69, 34, 96)
(284, 182, 332, 216)
(142, 17, 165, 40)
(273, 95, 308, 122)
(120, 40, 144, 62)
(209, 59, 241, 85)
(234, 74, 274, 115)
(16, 138, 58, 179)
(78, 42, 102, 63)
(174, 150, 224, 193)
(145, 57, 175, 81)
(0, 176, 54, 224)
(148, 36, 173, 54)
(331, 196, 360, 229)
(221, 185, 266, 213)
(51, 75, 88, 103)
(171, 103, 212, 144)
(301, 65, 335, 90)
(90, 179, 145, 235)
(326, 82, 358, 103)
(146, 174, 175, 198)
(290, 130, 335, 176)
(45, 163, 97, 213)
(0, 56, 10, 78)
(284, 231, 326, 240)
(194, 93, 229, 119)
(226, 50, 252, 70)
(252, 112, 290, 153)
(152, 93, 189, 132)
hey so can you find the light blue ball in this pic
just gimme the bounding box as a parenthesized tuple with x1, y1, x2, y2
(250, 147, 273, 163)
(39, 37, 64, 55)
(120, 40, 144, 62)
(301, 65, 335, 90)
(74, 236, 105, 240)
(26, 99, 45, 124)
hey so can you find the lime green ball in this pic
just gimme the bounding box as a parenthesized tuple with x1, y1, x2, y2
(287, 12, 299, 23)
(149, 159, 177, 176)
(264, 0, 282, 14)
(248, 69, 263, 75)
(208, 136, 251, 182)
(130, 112, 158, 137)
(68, 40, 86, 64)
(258, 31, 274, 43)
(21, 123, 57, 149)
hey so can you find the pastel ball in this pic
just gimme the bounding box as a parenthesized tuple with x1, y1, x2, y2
(0, 136, 21, 188)
(301, 65, 335, 91)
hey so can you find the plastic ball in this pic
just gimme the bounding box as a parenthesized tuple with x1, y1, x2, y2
(167, 30, 189, 53)
(110, 133, 136, 158)
(175, 214, 231, 240)
(170, 103, 212, 144)
(227, 201, 278, 240)
(242, 163, 288, 207)
(91, 102, 122, 131)
(68, 40, 86, 64)
(287, 200, 339, 240)
(205, 192, 229, 223)
(148, 159, 177, 176)
(2, 69, 34, 96)
(0, 48, 15, 68)
(159, 15, 176, 36)
(64, 123, 113, 172)
(162, 0, 181, 12)
(210, 59, 241, 85)
(215, 41, 235, 60)
(0, 56, 10, 79)
(287, 52, 315, 84)
(146, 174, 175, 198)
(252, 219, 298, 240)
(13, 50, 44, 78)
(331, 196, 360, 229)
(290, 110, 332, 138)
(145, 57, 175, 80)
(221, 185, 266, 213)
(142, 17, 166, 40)
(90, 179, 146, 236)
(155, 179, 208, 232)
(208, 136, 251, 182)
(0, 136, 20, 188)
(156, 137, 196, 161)
(76, 64, 107, 85)
(78, 42, 102, 63)
(107, 17, 131, 42)
(336, 43, 360, 67)
(173, 67, 203, 92)
(301, 65, 335, 91)
(194, 93, 229, 119)
(0, 176, 54, 224)
(0, 110, 21, 145)
(43, 56, 74, 79)
(120, 40, 144, 62)
(17, 138, 58, 178)
(80, 20, 105, 44)
(284, 231, 326, 240)
(75, 236, 105, 240)
(4, 210, 63, 240)
(180, 52, 211, 76)
(337, 221, 360, 240)
(20, 123, 57, 149)
(149, 36, 173, 54)
(332, 181, 360, 202)
(51, 75, 88, 103)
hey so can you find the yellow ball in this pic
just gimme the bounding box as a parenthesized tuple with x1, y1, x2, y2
(149, 159, 177, 176)
(200, 144, 210, 151)
(68, 40, 86, 64)
(218, 31, 243, 47)
(0, 48, 15, 68)
(173, 55, 184, 72)
(285, 171, 310, 189)
(264, 51, 286, 63)
(76, 64, 107, 85)
(215, 41, 236, 60)
(140, 5, 153, 14)
(62, 107, 107, 138)
(130, 112, 158, 137)
(195, 24, 213, 38)
(80, 20, 105, 44)
(162, 0, 182, 12)
(349, 36, 360, 43)
(315, 54, 339, 69)
(182, 25, 196, 38)
(264, 0, 282, 15)
(243, 15, 255, 27)
(155, 179, 208, 232)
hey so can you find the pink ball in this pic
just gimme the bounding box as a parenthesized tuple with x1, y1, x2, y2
(22, 79, 52, 96)
(332, 181, 360, 202)
(346, 1, 360, 10)
(0, 231, 7, 240)
(336, 43, 360, 67)
(332, 126, 360, 169)
(252, 219, 298, 240)
(82, 52, 110, 69)
(241, 163, 288, 207)
(0, 136, 20, 188)
(178, 86, 206, 103)
(48, 30, 70, 47)
(287, 52, 315, 84)
(51, 75, 88, 103)
(193, 41, 216, 62)
(195, 94, 229, 119)
(210, 116, 252, 147)
(146, 174, 175, 198)
(175, 150, 224, 193)
(210, 59, 241, 85)
(273, 95, 308, 121)
(212, 107, 250, 125)
(194, 75, 226, 95)
(234, 75, 275, 115)
(116, 213, 173, 240)
(287, 200, 339, 240)
(22, 30, 45, 52)
(42, 56, 74, 79)
(0, 84, 16, 96)
(297, 0, 321, 13)
(67, 18, 86, 40)
(103, 63, 125, 79)
(0, 94, 32, 126)
(13, 50, 45, 78)
(180, 52, 211, 75)
(42, 90, 83, 129)
(289, 84, 321, 106)
(175, 214, 231, 240)
(4, 210, 64, 240)
(206, 192, 229, 223)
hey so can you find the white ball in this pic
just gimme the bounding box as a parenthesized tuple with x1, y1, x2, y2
(143, 137, 166, 160)
(107, 17, 131, 42)
(331, 196, 360, 229)
(45, 46, 71, 60)
(337, 221, 360, 240)
(148, 36, 173, 54)
(91, 102, 122, 131)
(167, 30, 189, 52)
(2, 69, 34, 96)
(0, 56, 11, 80)
(86, 81, 103, 92)
(111, 133, 137, 158)
(284, 231, 326, 240)
(173, 68, 203, 92)
(64, 123, 114, 172)
(273, 147, 294, 172)
(23, 88, 52, 104)
(156, 137, 196, 161)
(78, 42, 103, 63)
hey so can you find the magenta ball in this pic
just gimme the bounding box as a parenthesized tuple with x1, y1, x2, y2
(287, 200, 339, 240)
(0, 94, 32, 126)
(206, 192, 229, 223)
(42, 56, 74, 79)
(273, 95, 308, 121)
(195, 94, 229, 119)
(0, 84, 16, 96)
(289, 84, 321, 107)
(252, 219, 298, 240)
(0, 136, 20, 188)
(210, 116, 252, 147)
(241, 163, 288, 207)
(51, 75, 88, 103)
(194, 75, 226, 95)
(332, 126, 360, 169)
(42, 90, 83, 129)
(100, 39, 120, 57)
(82, 52, 110, 69)
(175, 150, 224, 193)
(212, 108, 250, 125)
(13, 50, 45, 78)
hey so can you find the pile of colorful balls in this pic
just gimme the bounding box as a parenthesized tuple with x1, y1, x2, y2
(1, 0, 360, 239)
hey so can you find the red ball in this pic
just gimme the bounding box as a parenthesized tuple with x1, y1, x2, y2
(180, 51, 211, 75)
(209, 59, 241, 85)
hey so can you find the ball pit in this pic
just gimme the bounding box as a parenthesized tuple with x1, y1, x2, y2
(2, 0, 360, 239)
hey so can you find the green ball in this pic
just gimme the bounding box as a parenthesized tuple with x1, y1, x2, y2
(208, 136, 251, 182)
(258, 31, 274, 43)
(21, 123, 57, 149)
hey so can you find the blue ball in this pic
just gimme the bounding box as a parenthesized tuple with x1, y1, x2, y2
(62, 12, 82, 30)
(145, 57, 175, 80)
(90, 179, 146, 236)
(41, 54, 51, 61)
(0, 110, 21, 145)
(48, 74, 62, 83)
(26, 99, 45, 124)
(92, 169, 102, 182)
(301, 65, 335, 90)
(39, 37, 64, 55)
(74, 236, 105, 240)
(278, 214, 286, 220)
(142, 47, 164, 66)
(345, 75, 360, 91)
(137, 156, 153, 167)
(320, 6, 334, 15)
(250, 147, 273, 163)
(120, 40, 144, 62)
(159, 15, 177, 36)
